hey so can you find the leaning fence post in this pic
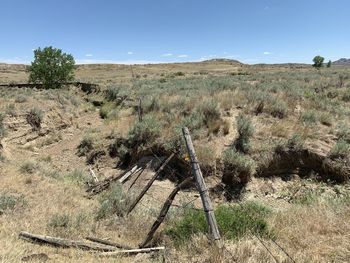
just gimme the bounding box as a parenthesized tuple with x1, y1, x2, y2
(182, 127, 221, 241)
(126, 153, 175, 215)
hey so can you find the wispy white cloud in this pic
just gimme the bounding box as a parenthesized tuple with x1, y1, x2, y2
(127, 51, 133, 55)
(263, 51, 272, 55)
(264, 6, 270, 10)
(178, 54, 188, 58)
(162, 53, 173, 57)
(85, 54, 93, 57)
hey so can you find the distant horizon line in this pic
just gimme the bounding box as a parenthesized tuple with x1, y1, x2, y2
(0, 57, 347, 66)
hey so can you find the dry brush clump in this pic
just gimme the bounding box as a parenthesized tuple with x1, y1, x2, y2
(234, 114, 254, 153)
(222, 148, 256, 187)
(26, 107, 44, 131)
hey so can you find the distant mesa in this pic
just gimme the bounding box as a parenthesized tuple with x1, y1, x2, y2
(333, 58, 350, 66)
(202, 58, 243, 65)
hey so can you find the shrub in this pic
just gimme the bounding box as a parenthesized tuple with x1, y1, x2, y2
(95, 183, 132, 220)
(26, 107, 43, 131)
(274, 134, 305, 154)
(174, 71, 185, 77)
(127, 115, 161, 148)
(329, 140, 350, 160)
(14, 95, 27, 103)
(319, 112, 332, 126)
(99, 102, 118, 119)
(222, 120, 230, 135)
(48, 214, 70, 228)
(269, 100, 288, 119)
(65, 169, 87, 186)
(105, 86, 128, 102)
(234, 114, 254, 153)
(180, 112, 205, 132)
(301, 110, 318, 124)
(196, 145, 217, 170)
(165, 202, 271, 245)
(342, 90, 350, 102)
(197, 99, 221, 126)
(143, 96, 161, 113)
(29, 46, 75, 89)
(222, 148, 255, 185)
(0, 193, 24, 212)
(77, 137, 94, 156)
(5, 104, 17, 117)
(337, 125, 350, 143)
(48, 211, 90, 230)
(286, 134, 304, 151)
(19, 161, 38, 174)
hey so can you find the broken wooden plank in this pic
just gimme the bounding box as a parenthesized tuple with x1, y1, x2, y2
(99, 246, 165, 257)
(128, 160, 152, 191)
(86, 165, 141, 196)
(85, 236, 133, 250)
(118, 165, 143, 184)
(19, 231, 118, 251)
(139, 177, 193, 248)
(89, 166, 99, 183)
(126, 153, 175, 215)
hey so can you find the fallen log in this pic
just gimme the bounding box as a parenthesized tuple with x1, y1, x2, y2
(19, 231, 118, 251)
(99, 246, 165, 257)
(85, 236, 133, 250)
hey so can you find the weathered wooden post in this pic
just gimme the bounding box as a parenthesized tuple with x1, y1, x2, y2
(182, 127, 221, 241)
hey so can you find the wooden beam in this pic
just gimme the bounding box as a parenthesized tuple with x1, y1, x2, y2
(118, 165, 143, 184)
(182, 127, 221, 241)
(89, 166, 99, 183)
(85, 236, 133, 250)
(126, 153, 175, 215)
(19, 231, 118, 251)
(99, 246, 165, 257)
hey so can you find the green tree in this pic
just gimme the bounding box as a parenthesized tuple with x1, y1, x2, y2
(312, 55, 325, 69)
(29, 46, 75, 89)
(327, 60, 332, 68)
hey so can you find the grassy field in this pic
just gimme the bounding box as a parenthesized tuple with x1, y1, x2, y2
(1, 60, 350, 262)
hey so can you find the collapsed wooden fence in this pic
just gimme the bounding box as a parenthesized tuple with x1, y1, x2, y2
(19, 127, 221, 258)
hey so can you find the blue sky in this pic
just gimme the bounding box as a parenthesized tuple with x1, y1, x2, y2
(1, 0, 349, 64)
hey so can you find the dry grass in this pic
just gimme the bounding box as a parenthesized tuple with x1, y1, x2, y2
(1, 61, 350, 262)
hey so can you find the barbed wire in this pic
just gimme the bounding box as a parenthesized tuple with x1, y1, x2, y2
(129, 140, 295, 262)
(215, 183, 296, 263)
